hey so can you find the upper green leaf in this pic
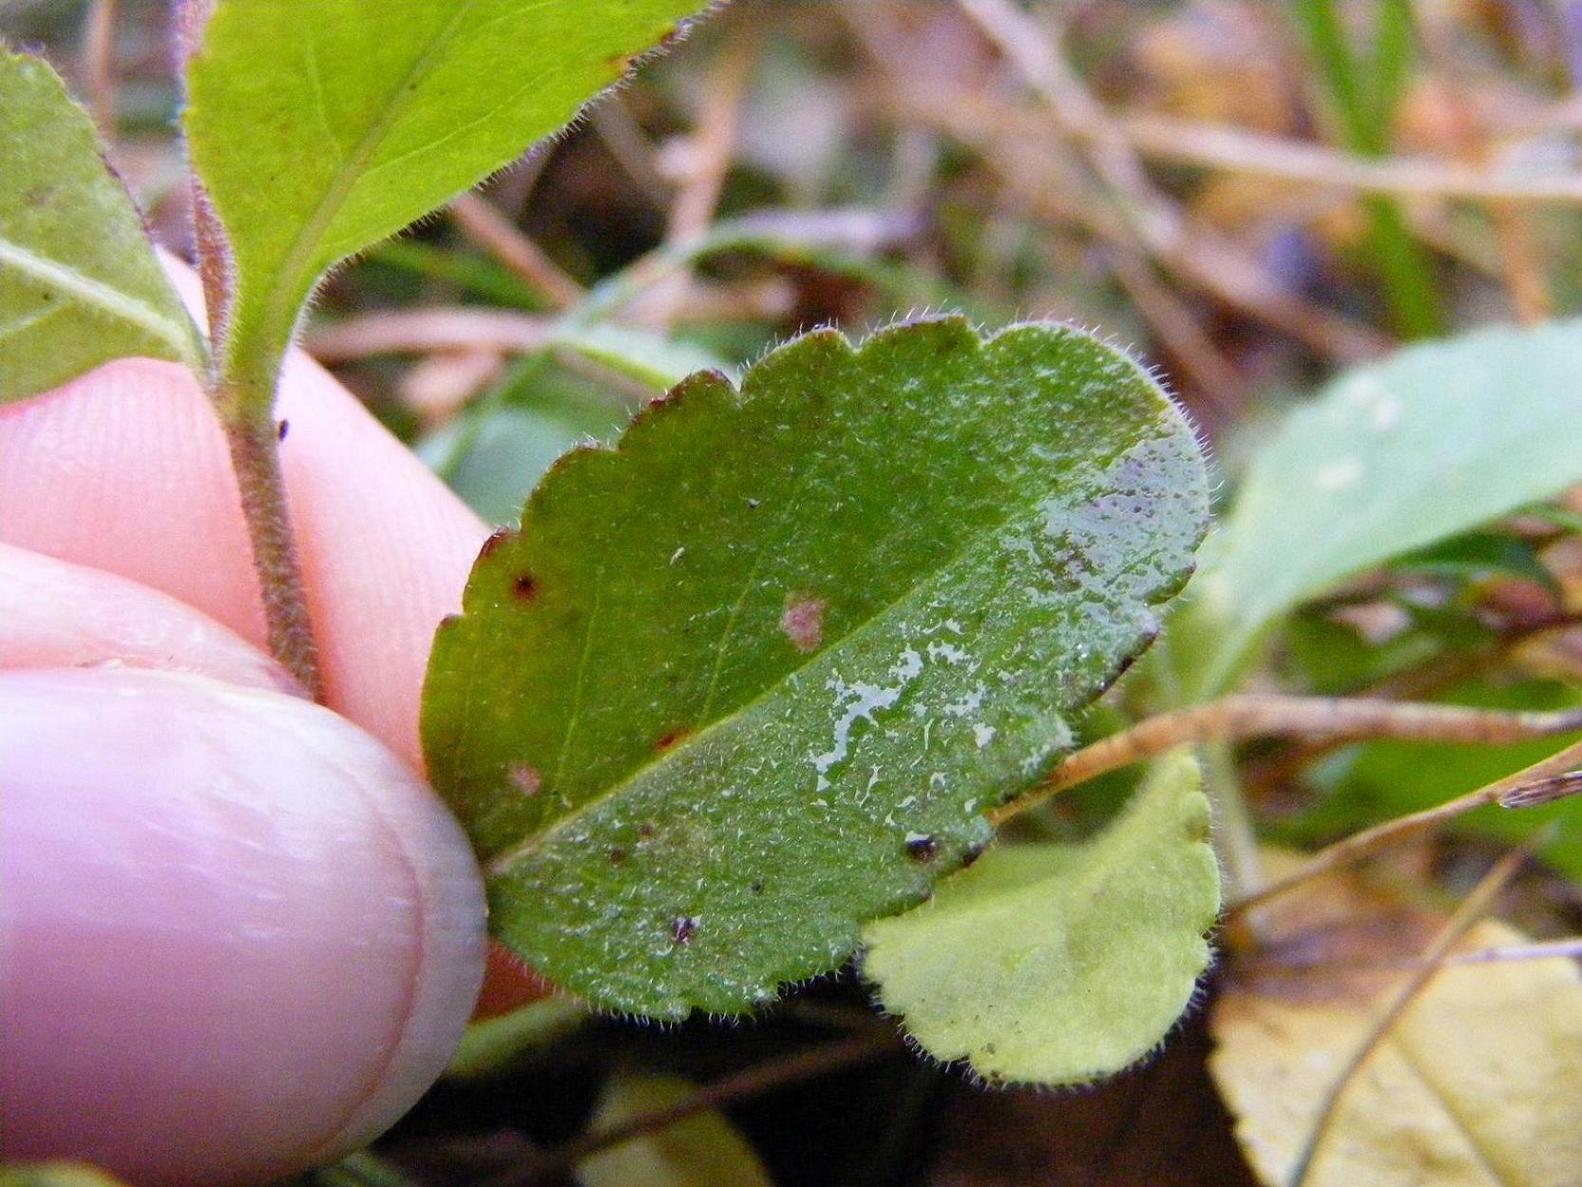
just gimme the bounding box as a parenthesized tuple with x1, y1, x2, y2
(1176, 320, 1582, 700)
(0, 48, 203, 403)
(182, 0, 710, 401)
(422, 316, 1209, 1018)
(861, 750, 1220, 1085)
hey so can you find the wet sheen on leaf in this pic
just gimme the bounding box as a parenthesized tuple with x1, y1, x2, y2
(0, 49, 203, 403)
(422, 316, 1209, 1018)
(861, 751, 1220, 1085)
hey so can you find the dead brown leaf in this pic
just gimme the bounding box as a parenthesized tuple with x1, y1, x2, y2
(1212, 859, 1582, 1187)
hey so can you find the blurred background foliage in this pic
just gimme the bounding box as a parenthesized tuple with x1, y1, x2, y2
(6, 0, 1582, 1182)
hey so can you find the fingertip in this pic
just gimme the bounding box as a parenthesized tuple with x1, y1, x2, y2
(0, 670, 487, 1186)
(0, 348, 489, 772)
(0, 543, 299, 694)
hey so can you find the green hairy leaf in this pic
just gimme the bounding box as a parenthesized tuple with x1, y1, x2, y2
(1178, 319, 1582, 699)
(0, 48, 203, 403)
(423, 316, 1209, 1018)
(183, 0, 710, 403)
(861, 751, 1220, 1085)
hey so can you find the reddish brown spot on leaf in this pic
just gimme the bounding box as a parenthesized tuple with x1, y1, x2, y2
(905, 834, 938, 862)
(670, 915, 697, 945)
(512, 572, 539, 601)
(780, 593, 826, 653)
(655, 727, 691, 752)
(608, 846, 628, 866)
(480, 527, 516, 559)
(509, 764, 542, 797)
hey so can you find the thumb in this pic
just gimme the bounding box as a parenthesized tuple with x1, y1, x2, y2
(0, 669, 486, 1187)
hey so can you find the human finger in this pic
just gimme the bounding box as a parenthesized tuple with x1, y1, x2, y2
(0, 351, 489, 771)
(0, 668, 487, 1186)
(0, 542, 297, 694)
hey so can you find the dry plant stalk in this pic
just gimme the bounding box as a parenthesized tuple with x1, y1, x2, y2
(990, 693, 1582, 824)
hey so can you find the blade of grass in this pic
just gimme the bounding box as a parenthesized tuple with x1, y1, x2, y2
(1292, 0, 1442, 338)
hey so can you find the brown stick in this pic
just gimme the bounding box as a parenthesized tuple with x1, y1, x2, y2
(491, 1032, 896, 1184)
(1238, 935, 1582, 975)
(305, 308, 552, 361)
(635, 29, 758, 329)
(1112, 111, 1582, 206)
(449, 193, 583, 309)
(81, 0, 118, 136)
(988, 694, 1582, 826)
(1230, 737, 1582, 917)
(865, 4, 1389, 360)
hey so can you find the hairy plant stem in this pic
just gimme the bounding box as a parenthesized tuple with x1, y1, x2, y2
(221, 403, 322, 699)
(1205, 741, 1264, 901)
(193, 176, 323, 700)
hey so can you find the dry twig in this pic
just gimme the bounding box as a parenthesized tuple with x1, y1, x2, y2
(449, 192, 583, 309)
(989, 693, 1582, 825)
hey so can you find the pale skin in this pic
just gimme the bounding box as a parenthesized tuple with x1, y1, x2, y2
(0, 334, 498, 1184)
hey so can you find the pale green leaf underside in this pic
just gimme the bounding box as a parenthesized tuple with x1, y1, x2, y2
(183, 0, 709, 385)
(1177, 320, 1582, 699)
(581, 1073, 774, 1187)
(423, 316, 1209, 1019)
(861, 750, 1220, 1085)
(0, 49, 203, 403)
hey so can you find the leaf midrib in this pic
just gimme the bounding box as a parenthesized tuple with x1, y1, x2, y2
(0, 239, 197, 364)
(240, 0, 480, 363)
(1390, 1032, 1516, 1186)
(484, 435, 1163, 880)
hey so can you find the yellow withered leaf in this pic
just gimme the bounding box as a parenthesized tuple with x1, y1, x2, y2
(1212, 911, 1582, 1187)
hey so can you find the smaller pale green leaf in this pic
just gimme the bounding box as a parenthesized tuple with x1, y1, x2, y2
(423, 317, 1208, 1019)
(580, 1072, 774, 1187)
(861, 750, 1220, 1085)
(0, 48, 203, 402)
(183, 0, 711, 406)
(1176, 320, 1582, 699)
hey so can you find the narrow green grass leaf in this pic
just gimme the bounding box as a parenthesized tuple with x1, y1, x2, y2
(0, 48, 203, 402)
(183, 0, 710, 405)
(423, 316, 1209, 1018)
(861, 751, 1220, 1085)
(446, 996, 588, 1079)
(1179, 319, 1582, 699)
